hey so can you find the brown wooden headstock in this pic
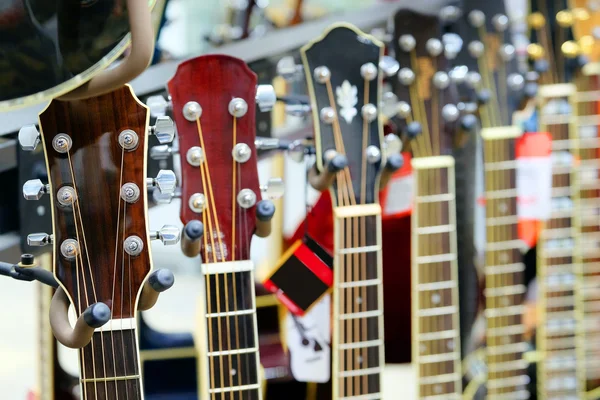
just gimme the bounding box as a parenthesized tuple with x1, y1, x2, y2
(37, 85, 152, 320)
(169, 55, 272, 262)
(392, 9, 463, 159)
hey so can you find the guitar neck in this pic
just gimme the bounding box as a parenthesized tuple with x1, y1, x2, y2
(411, 156, 462, 398)
(332, 203, 385, 400)
(198, 260, 262, 399)
(79, 327, 143, 399)
(536, 83, 585, 399)
(481, 127, 528, 398)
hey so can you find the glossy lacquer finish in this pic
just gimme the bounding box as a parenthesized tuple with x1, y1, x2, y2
(39, 85, 151, 320)
(169, 55, 260, 262)
(0, 0, 150, 108)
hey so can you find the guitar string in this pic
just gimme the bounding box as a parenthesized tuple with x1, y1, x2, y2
(409, 48, 433, 157)
(110, 145, 125, 399)
(120, 195, 129, 399)
(66, 151, 104, 398)
(195, 118, 221, 399)
(476, 25, 501, 128)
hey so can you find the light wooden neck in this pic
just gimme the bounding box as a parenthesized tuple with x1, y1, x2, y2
(199, 260, 262, 400)
(481, 127, 528, 398)
(411, 156, 462, 398)
(537, 84, 585, 399)
(332, 203, 385, 400)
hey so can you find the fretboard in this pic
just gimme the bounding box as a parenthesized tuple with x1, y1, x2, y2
(79, 327, 142, 400)
(481, 127, 528, 398)
(199, 260, 261, 400)
(574, 75, 600, 391)
(411, 156, 462, 399)
(537, 83, 584, 399)
(332, 203, 384, 400)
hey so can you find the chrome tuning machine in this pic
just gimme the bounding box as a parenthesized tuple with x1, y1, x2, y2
(22, 179, 50, 200)
(146, 95, 173, 118)
(150, 225, 181, 245)
(277, 56, 304, 81)
(260, 178, 285, 200)
(27, 233, 53, 247)
(18, 125, 41, 151)
(147, 170, 177, 196)
(149, 116, 176, 144)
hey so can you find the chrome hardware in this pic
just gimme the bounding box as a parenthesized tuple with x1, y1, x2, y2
(121, 183, 141, 203)
(18, 125, 40, 151)
(229, 98, 248, 117)
(398, 68, 415, 86)
(442, 104, 460, 122)
(153, 187, 181, 205)
(380, 92, 399, 119)
(426, 39, 443, 57)
(183, 101, 202, 122)
(384, 134, 403, 156)
(320, 107, 336, 124)
(260, 178, 285, 200)
(124, 236, 144, 256)
(324, 149, 339, 163)
(468, 41, 485, 58)
(433, 72, 450, 90)
(52, 134, 72, 154)
(186, 146, 204, 167)
(492, 14, 509, 32)
(256, 85, 276, 112)
(314, 66, 331, 83)
(237, 189, 257, 209)
(27, 233, 53, 246)
(146, 95, 172, 117)
(150, 145, 176, 160)
(150, 225, 181, 245)
(189, 193, 206, 213)
(285, 104, 312, 117)
(149, 116, 176, 144)
(118, 129, 139, 151)
(60, 239, 79, 260)
(23, 179, 50, 200)
(255, 138, 281, 151)
(232, 143, 252, 163)
(398, 35, 416, 52)
(379, 56, 400, 77)
(366, 146, 381, 164)
(397, 101, 412, 119)
(57, 186, 76, 206)
(147, 170, 177, 195)
(361, 104, 378, 122)
(442, 33, 463, 59)
(360, 62, 378, 81)
(277, 56, 303, 81)
(468, 10, 486, 28)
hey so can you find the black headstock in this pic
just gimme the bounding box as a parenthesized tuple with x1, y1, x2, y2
(301, 24, 384, 207)
(392, 9, 462, 158)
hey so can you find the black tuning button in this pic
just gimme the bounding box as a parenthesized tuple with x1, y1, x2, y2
(460, 114, 478, 132)
(385, 153, 404, 172)
(327, 154, 348, 172)
(82, 302, 111, 328)
(184, 220, 204, 241)
(476, 89, 491, 105)
(524, 83, 538, 99)
(406, 121, 423, 139)
(148, 269, 175, 293)
(256, 200, 276, 221)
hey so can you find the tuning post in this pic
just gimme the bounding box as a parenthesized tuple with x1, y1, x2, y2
(492, 14, 509, 32)
(426, 38, 443, 57)
(150, 225, 181, 246)
(147, 170, 177, 195)
(260, 178, 285, 200)
(441, 104, 460, 122)
(384, 134, 403, 157)
(256, 85, 277, 112)
(52, 134, 72, 154)
(397, 68, 416, 86)
(124, 236, 144, 256)
(381, 92, 399, 119)
(149, 116, 176, 144)
(189, 193, 206, 213)
(361, 104, 378, 122)
(442, 33, 463, 60)
(276, 56, 304, 81)
(229, 98, 248, 117)
(150, 144, 178, 160)
(449, 66, 468, 85)
(22, 179, 50, 200)
(120, 183, 141, 204)
(18, 125, 41, 151)
(468, 10, 486, 28)
(406, 121, 423, 139)
(232, 143, 252, 163)
(237, 189, 257, 209)
(360, 62, 378, 81)
(146, 95, 173, 117)
(398, 35, 416, 52)
(507, 73, 525, 92)
(60, 239, 79, 260)
(320, 107, 336, 124)
(433, 72, 450, 90)
(379, 56, 400, 77)
(118, 129, 139, 151)
(27, 233, 53, 247)
(365, 146, 381, 164)
(313, 66, 331, 83)
(56, 186, 76, 206)
(499, 44, 516, 62)
(186, 146, 204, 167)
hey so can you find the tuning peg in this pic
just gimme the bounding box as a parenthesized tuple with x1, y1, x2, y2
(147, 170, 177, 195)
(277, 56, 303, 81)
(149, 116, 176, 144)
(27, 233, 53, 247)
(381, 92, 399, 119)
(150, 225, 181, 245)
(260, 178, 285, 200)
(138, 268, 175, 311)
(379, 56, 400, 77)
(22, 179, 50, 200)
(146, 95, 173, 117)
(150, 144, 178, 160)
(442, 33, 463, 60)
(18, 125, 41, 151)
(152, 187, 181, 205)
(180, 220, 204, 257)
(256, 85, 277, 112)
(383, 134, 403, 156)
(285, 104, 312, 117)
(370, 28, 392, 43)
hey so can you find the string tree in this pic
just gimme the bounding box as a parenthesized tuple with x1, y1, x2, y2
(150, 225, 181, 246)
(22, 179, 50, 200)
(148, 115, 176, 144)
(146, 95, 173, 118)
(18, 124, 41, 151)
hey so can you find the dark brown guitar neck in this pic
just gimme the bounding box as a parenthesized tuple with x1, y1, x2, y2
(79, 328, 142, 399)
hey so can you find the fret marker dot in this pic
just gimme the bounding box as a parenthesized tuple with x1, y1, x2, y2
(431, 293, 441, 304)
(356, 297, 363, 304)
(434, 384, 442, 393)
(230, 369, 237, 376)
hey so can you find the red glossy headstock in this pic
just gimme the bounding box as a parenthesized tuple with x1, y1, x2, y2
(37, 85, 152, 319)
(168, 55, 260, 262)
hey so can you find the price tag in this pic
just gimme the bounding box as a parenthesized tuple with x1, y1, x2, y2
(286, 295, 331, 383)
(380, 152, 413, 219)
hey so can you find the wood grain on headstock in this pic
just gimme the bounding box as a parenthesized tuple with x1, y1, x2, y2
(168, 55, 259, 262)
(392, 10, 458, 158)
(301, 23, 384, 207)
(39, 85, 151, 320)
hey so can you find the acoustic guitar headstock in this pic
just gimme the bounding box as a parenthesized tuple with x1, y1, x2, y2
(18, 86, 179, 349)
(301, 23, 392, 208)
(392, 9, 468, 158)
(168, 55, 280, 262)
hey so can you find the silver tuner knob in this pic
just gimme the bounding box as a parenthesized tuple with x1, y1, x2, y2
(150, 144, 176, 160)
(27, 232, 53, 246)
(384, 134, 403, 156)
(18, 125, 41, 151)
(147, 170, 177, 195)
(285, 104, 312, 117)
(23, 179, 50, 200)
(370, 28, 392, 43)
(149, 116, 176, 144)
(151, 225, 181, 245)
(277, 56, 303, 81)
(379, 56, 400, 77)
(152, 187, 181, 205)
(380, 92, 399, 118)
(260, 177, 285, 200)
(255, 138, 280, 151)
(146, 95, 172, 118)
(256, 85, 277, 112)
